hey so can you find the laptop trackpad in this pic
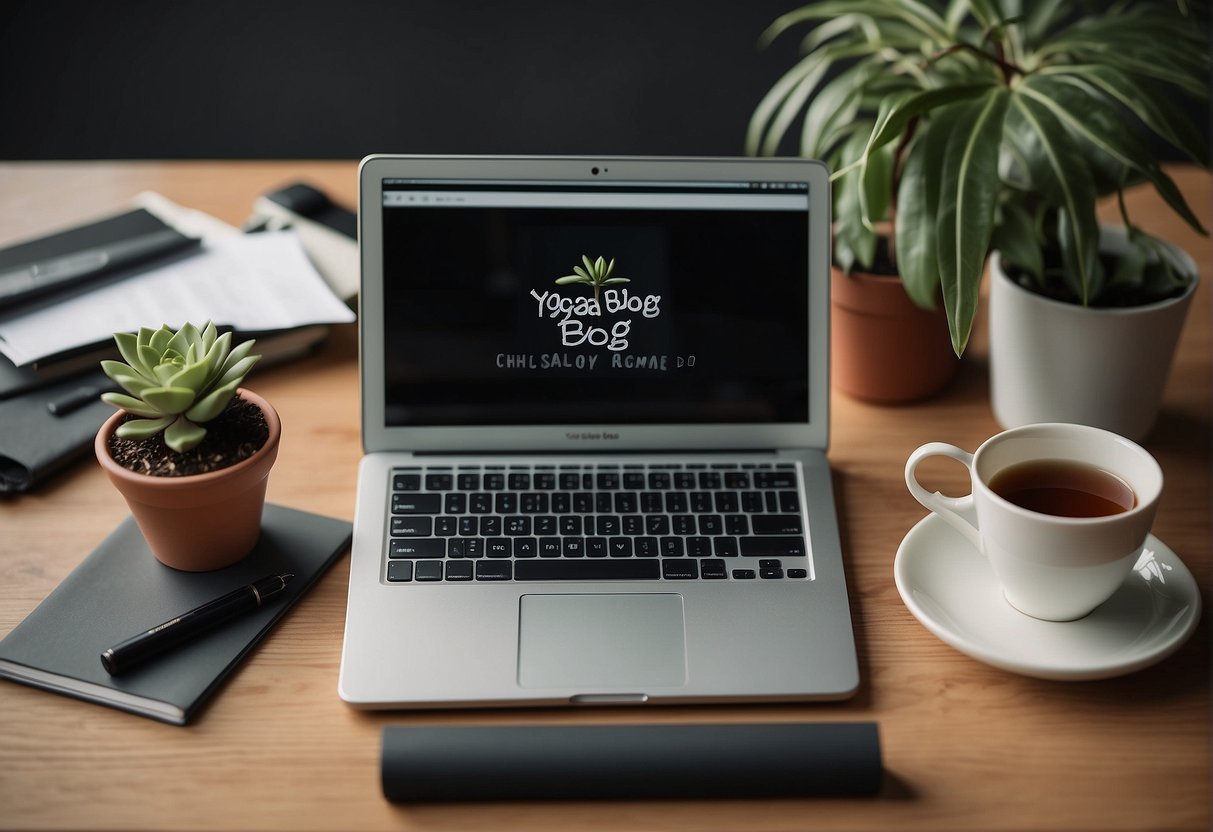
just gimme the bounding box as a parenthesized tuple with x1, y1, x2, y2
(517, 594, 687, 689)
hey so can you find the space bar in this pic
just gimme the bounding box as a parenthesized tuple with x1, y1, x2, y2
(514, 560, 661, 581)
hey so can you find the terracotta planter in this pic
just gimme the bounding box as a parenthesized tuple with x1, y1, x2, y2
(989, 228, 1198, 441)
(95, 388, 281, 571)
(831, 267, 960, 403)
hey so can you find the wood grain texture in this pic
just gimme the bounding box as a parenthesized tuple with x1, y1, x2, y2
(0, 162, 1207, 831)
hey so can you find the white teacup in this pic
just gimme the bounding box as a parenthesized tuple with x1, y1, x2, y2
(905, 423, 1163, 621)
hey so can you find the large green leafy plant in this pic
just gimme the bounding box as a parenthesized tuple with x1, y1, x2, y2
(748, 0, 1209, 354)
(100, 321, 261, 453)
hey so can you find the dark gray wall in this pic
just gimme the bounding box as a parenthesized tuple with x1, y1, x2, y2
(0, 0, 808, 159)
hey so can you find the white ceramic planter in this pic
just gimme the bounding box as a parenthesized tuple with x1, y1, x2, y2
(989, 228, 1198, 442)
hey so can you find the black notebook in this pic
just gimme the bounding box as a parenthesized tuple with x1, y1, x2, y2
(0, 504, 351, 725)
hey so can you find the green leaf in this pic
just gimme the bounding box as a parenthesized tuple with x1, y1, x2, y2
(185, 382, 240, 424)
(167, 357, 211, 392)
(858, 140, 894, 231)
(140, 386, 197, 415)
(164, 416, 207, 453)
(936, 89, 1011, 355)
(112, 332, 148, 376)
(1008, 90, 1100, 303)
(894, 121, 947, 310)
(991, 199, 1043, 287)
(759, 0, 951, 47)
(1024, 0, 1068, 43)
(602, 278, 630, 285)
(863, 83, 997, 157)
(148, 325, 173, 354)
(214, 339, 257, 385)
(137, 344, 162, 376)
(801, 60, 886, 159)
(833, 130, 879, 272)
(114, 416, 175, 441)
(555, 275, 588, 285)
(101, 392, 164, 419)
(1018, 76, 1207, 236)
(100, 361, 156, 398)
(212, 354, 260, 390)
(1040, 65, 1208, 165)
(202, 320, 217, 353)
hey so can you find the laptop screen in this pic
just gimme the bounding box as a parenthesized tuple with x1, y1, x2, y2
(378, 176, 811, 428)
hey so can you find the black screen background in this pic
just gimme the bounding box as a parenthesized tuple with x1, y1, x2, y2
(381, 198, 810, 426)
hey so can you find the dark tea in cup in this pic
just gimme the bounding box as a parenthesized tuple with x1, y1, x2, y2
(989, 459, 1136, 518)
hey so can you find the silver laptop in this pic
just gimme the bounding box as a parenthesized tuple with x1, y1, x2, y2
(338, 155, 859, 708)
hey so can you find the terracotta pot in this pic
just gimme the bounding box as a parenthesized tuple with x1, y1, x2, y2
(95, 388, 281, 571)
(830, 267, 960, 403)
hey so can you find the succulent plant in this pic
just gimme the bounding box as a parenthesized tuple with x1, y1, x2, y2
(555, 255, 629, 303)
(100, 321, 261, 453)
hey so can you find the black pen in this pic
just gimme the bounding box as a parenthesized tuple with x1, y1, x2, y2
(100, 573, 294, 675)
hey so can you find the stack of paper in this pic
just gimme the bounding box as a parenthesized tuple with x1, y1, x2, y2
(0, 229, 354, 368)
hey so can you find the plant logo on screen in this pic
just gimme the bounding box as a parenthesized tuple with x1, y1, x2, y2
(529, 255, 662, 354)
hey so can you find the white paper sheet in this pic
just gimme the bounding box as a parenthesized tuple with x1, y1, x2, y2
(0, 231, 355, 367)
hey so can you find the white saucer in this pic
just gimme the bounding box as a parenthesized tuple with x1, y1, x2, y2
(894, 513, 1202, 680)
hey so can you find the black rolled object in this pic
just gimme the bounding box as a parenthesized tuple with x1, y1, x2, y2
(382, 722, 883, 802)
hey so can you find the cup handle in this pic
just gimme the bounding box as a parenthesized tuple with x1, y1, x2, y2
(905, 443, 981, 550)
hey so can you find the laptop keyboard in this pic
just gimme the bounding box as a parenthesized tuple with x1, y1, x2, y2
(383, 462, 812, 583)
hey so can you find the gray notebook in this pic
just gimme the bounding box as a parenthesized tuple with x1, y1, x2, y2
(0, 503, 351, 725)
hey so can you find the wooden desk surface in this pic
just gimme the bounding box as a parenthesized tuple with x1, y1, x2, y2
(0, 161, 1207, 832)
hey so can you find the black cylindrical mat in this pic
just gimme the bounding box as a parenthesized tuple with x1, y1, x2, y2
(382, 722, 882, 802)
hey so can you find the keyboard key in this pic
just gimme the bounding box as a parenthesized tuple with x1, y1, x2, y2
(534, 473, 557, 490)
(686, 536, 712, 557)
(648, 471, 671, 489)
(659, 537, 685, 557)
(559, 516, 582, 535)
(562, 537, 585, 557)
(597, 472, 620, 489)
(508, 473, 531, 490)
(393, 473, 421, 491)
(712, 537, 739, 556)
(389, 538, 446, 559)
(534, 516, 558, 535)
(387, 561, 414, 582)
(724, 472, 750, 489)
(514, 560, 660, 581)
(434, 517, 458, 536)
(444, 493, 467, 514)
(754, 471, 797, 489)
(623, 472, 646, 490)
(486, 538, 512, 558)
(751, 514, 803, 535)
(621, 515, 643, 535)
(634, 537, 659, 557)
(478, 516, 502, 536)
(674, 472, 696, 489)
(391, 493, 441, 514)
(697, 514, 723, 535)
(732, 568, 756, 580)
(503, 516, 531, 535)
(390, 517, 433, 537)
(457, 473, 480, 490)
(469, 493, 492, 513)
(415, 561, 444, 581)
(475, 561, 513, 581)
(739, 536, 807, 557)
(483, 473, 506, 490)
(608, 537, 633, 557)
(494, 493, 518, 514)
(425, 473, 453, 491)
(458, 517, 478, 536)
(520, 493, 548, 513)
(514, 537, 538, 558)
(445, 561, 473, 581)
(788, 568, 808, 579)
(539, 538, 562, 557)
(698, 471, 722, 489)
(760, 567, 785, 579)
(700, 559, 728, 579)
(662, 559, 699, 580)
(725, 514, 749, 535)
